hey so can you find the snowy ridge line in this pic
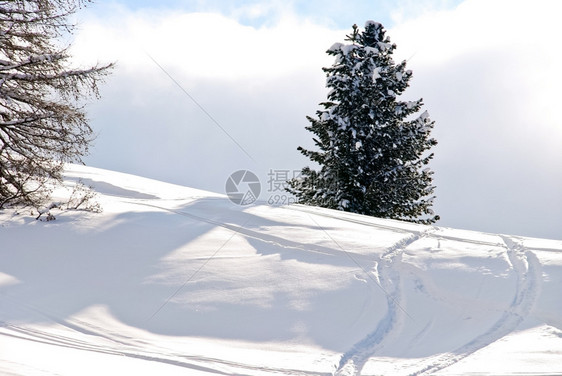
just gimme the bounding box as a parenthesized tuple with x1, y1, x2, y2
(0, 324, 331, 376)
(517, 244, 562, 253)
(284, 205, 508, 248)
(127, 201, 377, 262)
(1, 313, 331, 376)
(1, 293, 133, 347)
(408, 235, 542, 376)
(0, 325, 328, 376)
(430, 231, 505, 248)
(283, 204, 420, 234)
(0, 324, 233, 376)
(0, 297, 230, 374)
(335, 228, 435, 376)
(2, 278, 331, 376)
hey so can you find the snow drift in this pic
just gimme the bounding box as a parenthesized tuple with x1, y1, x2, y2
(1, 164, 561, 375)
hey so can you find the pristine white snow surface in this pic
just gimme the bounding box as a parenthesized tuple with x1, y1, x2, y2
(1, 164, 561, 375)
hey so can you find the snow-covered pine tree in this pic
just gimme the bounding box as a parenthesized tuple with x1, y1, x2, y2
(287, 21, 439, 224)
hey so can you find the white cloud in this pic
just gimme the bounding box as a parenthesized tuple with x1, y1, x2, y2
(389, 0, 562, 237)
(73, 6, 343, 80)
(72, 7, 344, 196)
(73, 1, 562, 239)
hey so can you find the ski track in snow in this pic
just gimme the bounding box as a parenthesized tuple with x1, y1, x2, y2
(0, 320, 232, 375)
(121, 200, 438, 376)
(335, 229, 435, 376)
(0, 199, 348, 376)
(128, 201, 378, 263)
(1, 194, 549, 376)
(407, 235, 542, 375)
(284, 205, 415, 235)
(0, 311, 331, 376)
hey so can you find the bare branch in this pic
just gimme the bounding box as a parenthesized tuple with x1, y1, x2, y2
(0, 0, 113, 208)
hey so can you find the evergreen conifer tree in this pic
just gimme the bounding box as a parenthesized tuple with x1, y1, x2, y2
(288, 21, 439, 224)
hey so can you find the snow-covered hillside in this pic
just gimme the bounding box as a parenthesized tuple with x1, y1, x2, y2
(1, 165, 561, 375)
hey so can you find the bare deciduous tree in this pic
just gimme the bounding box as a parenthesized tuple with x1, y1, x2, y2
(0, 0, 112, 208)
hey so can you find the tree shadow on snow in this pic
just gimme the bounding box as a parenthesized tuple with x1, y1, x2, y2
(0, 196, 381, 353)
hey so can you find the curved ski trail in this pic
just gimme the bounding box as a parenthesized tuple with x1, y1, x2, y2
(410, 235, 542, 375)
(335, 228, 433, 376)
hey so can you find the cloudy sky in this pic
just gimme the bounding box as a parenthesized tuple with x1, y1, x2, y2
(71, 0, 562, 240)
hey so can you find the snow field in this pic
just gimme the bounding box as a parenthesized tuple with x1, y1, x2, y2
(1, 164, 561, 375)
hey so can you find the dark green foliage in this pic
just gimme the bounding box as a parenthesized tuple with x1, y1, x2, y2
(288, 21, 439, 224)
